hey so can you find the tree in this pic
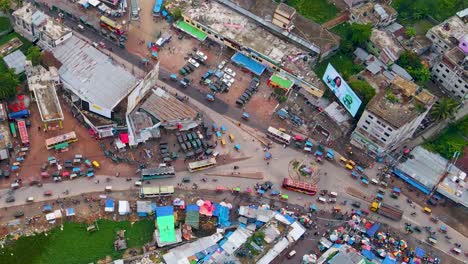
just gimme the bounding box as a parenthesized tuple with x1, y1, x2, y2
(397, 51, 429, 83)
(0, 0, 11, 14)
(171, 7, 182, 21)
(430, 97, 458, 121)
(405, 27, 416, 38)
(348, 23, 372, 46)
(0, 69, 19, 99)
(26, 46, 42, 66)
(407, 67, 430, 83)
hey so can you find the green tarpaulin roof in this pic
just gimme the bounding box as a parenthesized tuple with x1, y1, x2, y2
(157, 215, 176, 242)
(176, 21, 208, 41)
(270, 74, 294, 90)
(54, 142, 69, 150)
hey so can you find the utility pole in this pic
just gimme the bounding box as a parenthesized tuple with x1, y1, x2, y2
(428, 151, 460, 199)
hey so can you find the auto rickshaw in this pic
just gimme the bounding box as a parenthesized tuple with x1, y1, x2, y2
(221, 139, 226, 146)
(229, 134, 235, 142)
(347, 160, 356, 166)
(234, 144, 240, 151)
(92, 160, 100, 169)
(44, 190, 52, 196)
(242, 112, 250, 120)
(84, 159, 92, 167)
(339, 157, 347, 164)
(105, 186, 112, 192)
(26, 197, 34, 203)
(345, 164, 354, 170)
(423, 207, 432, 214)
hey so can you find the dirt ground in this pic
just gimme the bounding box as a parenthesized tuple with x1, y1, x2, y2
(0, 97, 134, 189)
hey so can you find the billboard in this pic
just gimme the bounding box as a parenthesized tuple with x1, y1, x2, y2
(322, 64, 362, 117)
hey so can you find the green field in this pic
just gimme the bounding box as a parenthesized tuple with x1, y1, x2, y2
(0, 219, 155, 264)
(0, 17, 11, 33)
(314, 52, 364, 80)
(424, 116, 468, 160)
(284, 0, 338, 24)
(391, 0, 467, 24)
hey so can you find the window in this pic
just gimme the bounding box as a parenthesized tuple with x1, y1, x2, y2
(445, 69, 449, 73)
(430, 35, 435, 39)
(363, 125, 368, 130)
(436, 69, 440, 73)
(387, 127, 392, 132)
(380, 137, 387, 142)
(365, 120, 370, 125)
(455, 84, 459, 89)
(384, 132, 390, 137)
(381, 123, 386, 128)
(376, 120, 381, 125)
(438, 79, 443, 83)
(439, 64, 443, 68)
(368, 115, 374, 119)
(442, 74, 446, 78)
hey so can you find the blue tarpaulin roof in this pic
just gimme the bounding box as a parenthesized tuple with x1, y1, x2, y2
(414, 247, 425, 258)
(366, 222, 381, 237)
(315, 151, 323, 156)
(327, 149, 334, 155)
(382, 255, 397, 264)
(155, 206, 173, 217)
(393, 169, 431, 194)
(231, 52, 266, 76)
(66, 208, 75, 216)
(305, 141, 313, 147)
(283, 214, 295, 224)
(43, 205, 52, 211)
(310, 204, 318, 211)
(361, 249, 375, 260)
(393, 187, 401, 193)
(265, 153, 271, 158)
(186, 204, 199, 212)
(105, 199, 114, 207)
(218, 205, 231, 227)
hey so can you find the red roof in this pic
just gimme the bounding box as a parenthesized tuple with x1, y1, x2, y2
(119, 133, 129, 144)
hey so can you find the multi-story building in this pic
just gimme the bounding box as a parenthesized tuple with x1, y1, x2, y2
(12, 3, 72, 49)
(426, 12, 467, 55)
(431, 42, 468, 100)
(351, 76, 436, 155)
(368, 28, 404, 65)
(271, 3, 296, 31)
(349, 2, 397, 27)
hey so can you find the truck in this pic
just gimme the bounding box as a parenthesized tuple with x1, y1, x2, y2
(370, 201, 403, 221)
(8, 109, 30, 120)
(282, 178, 317, 195)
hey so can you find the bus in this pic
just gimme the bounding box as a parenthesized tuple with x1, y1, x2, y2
(99, 16, 125, 36)
(9, 122, 16, 138)
(45, 131, 78, 150)
(17, 120, 29, 145)
(153, 0, 164, 16)
(267, 126, 292, 145)
(141, 166, 175, 180)
(282, 178, 317, 195)
(188, 158, 217, 172)
(140, 186, 174, 198)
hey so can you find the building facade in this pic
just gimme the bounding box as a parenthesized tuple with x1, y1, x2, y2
(350, 2, 397, 28)
(12, 3, 72, 49)
(431, 45, 467, 100)
(351, 77, 436, 154)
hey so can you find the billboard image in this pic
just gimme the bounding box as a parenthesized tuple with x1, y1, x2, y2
(322, 63, 362, 117)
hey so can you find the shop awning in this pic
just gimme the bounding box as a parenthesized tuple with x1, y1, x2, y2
(54, 142, 69, 150)
(176, 21, 207, 41)
(119, 133, 129, 144)
(231, 52, 266, 76)
(268, 74, 294, 90)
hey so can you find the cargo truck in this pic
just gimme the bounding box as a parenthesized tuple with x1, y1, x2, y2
(370, 201, 403, 221)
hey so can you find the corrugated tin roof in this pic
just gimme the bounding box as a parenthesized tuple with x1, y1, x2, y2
(52, 36, 137, 110)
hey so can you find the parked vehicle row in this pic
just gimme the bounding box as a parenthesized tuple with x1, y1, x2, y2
(236, 77, 259, 106)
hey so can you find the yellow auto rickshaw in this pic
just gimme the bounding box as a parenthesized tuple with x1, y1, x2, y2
(279, 128, 286, 132)
(423, 207, 432, 214)
(229, 134, 235, 142)
(92, 160, 100, 169)
(339, 157, 347, 164)
(345, 164, 354, 170)
(347, 160, 356, 166)
(221, 139, 226, 146)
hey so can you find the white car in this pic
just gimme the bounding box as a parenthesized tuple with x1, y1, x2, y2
(223, 74, 234, 81)
(218, 60, 226, 69)
(221, 79, 233, 87)
(222, 77, 234, 84)
(224, 67, 236, 77)
(196, 51, 207, 61)
(188, 58, 200, 68)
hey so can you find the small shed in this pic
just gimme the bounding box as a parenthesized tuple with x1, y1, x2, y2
(3, 50, 27, 74)
(118, 200, 130, 215)
(105, 199, 115, 212)
(136, 201, 152, 216)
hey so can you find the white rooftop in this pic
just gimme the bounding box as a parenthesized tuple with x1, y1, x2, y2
(3, 50, 26, 74)
(51, 35, 137, 110)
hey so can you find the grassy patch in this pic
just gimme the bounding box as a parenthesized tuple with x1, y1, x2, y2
(423, 116, 468, 160)
(330, 23, 350, 38)
(314, 52, 364, 80)
(391, 0, 466, 24)
(0, 219, 155, 264)
(412, 19, 435, 35)
(0, 17, 11, 33)
(284, 0, 338, 24)
(0, 32, 33, 54)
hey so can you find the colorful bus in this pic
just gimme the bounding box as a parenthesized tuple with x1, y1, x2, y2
(141, 166, 175, 180)
(45, 131, 78, 150)
(282, 178, 317, 195)
(17, 120, 29, 145)
(140, 186, 174, 198)
(9, 122, 16, 138)
(99, 16, 125, 36)
(188, 158, 217, 172)
(267, 126, 292, 145)
(153, 0, 164, 16)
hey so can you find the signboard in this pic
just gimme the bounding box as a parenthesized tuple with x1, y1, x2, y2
(322, 64, 362, 117)
(90, 103, 112, 118)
